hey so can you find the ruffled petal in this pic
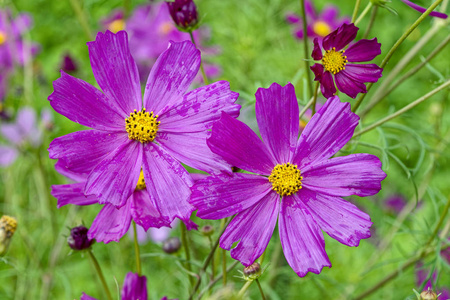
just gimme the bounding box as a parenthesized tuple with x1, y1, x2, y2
(52, 182, 98, 208)
(131, 189, 171, 230)
(340, 64, 383, 83)
(334, 71, 367, 98)
(158, 80, 240, 133)
(208, 112, 276, 175)
(311, 38, 323, 60)
(310, 63, 324, 81)
(156, 131, 232, 174)
(302, 153, 386, 197)
(143, 41, 200, 115)
(85, 140, 143, 207)
(88, 202, 132, 243)
(142, 143, 194, 224)
(279, 193, 331, 277)
(345, 38, 381, 62)
(49, 72, 126, 130)
(299, 188, 372, 246)
(293, 96, 359, 168)
(0, 146, 18, 166)
(220, 192, 280, 266)
(87, 30, 142, 115)
(48, 130, 129, 177)
(255, 82, 299, 163)
(322, 23, 358, 51)
(320, 71, 336, 98)
(121, 272, 147, 300)
(400, 0, 448, 19)
(190, 173, 273, 219)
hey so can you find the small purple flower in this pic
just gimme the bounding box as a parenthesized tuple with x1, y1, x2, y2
(166, 0, 199, 31)
(48, 31, 239, 230)
(61, 53, 77, 73)
(190, 82, 386, 276)
(67, 225, 94, 250)
(400, 0, 448, 19)
(384, 194, 407, 213)
(310, 23, 383, 99)
(286, 0, 349, 42)
(82, 272, 147, 300)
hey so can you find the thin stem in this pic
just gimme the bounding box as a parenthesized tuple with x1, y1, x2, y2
(180, 222, 194, 287)
(354, 2, 373, 26)
(352, 0, 445, 112)
(237, 281, 253, 298)
(123, 0, 131, 18)
(353, 79, 450, 137)
(222, 249, 227, 286)
(311, 81, 319, 116)
(299, 0, 314, 98)
(256, 279, 267, 300)
(197, 261, 239, 299)
(69, 0, 92, 40)
(298, 95, 315, 121)
(189, 31, 209, 85)
(351, 0, 362, 23)
(132, 222, 142, 276)
(208, 236, 215, 280)
(88, 250, 113, 300)
(362, 5, 378, 39)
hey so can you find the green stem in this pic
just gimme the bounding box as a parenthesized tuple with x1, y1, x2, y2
(237, 281, 253, 298)
(351, 0, 362, 23)
(180, 222, 194, 287)
(208, 236, 215, 280)
(222, 249, 227, 286)
(354, 2, 373, 26)
(88, 250, 113, 300)
(256, 279, 267, 300)
(298, 95, 315, 121)
(197, 261, 239, 299)
(189, 31, 209, 85)
(352, 0, 445, 112)
(311, 81, 319, 116)
(299, 0, 314, 98)
(123, 0, 131, 18)
(132, 222, 142, 276)
(69, 0, 92, 40)
(353, 79, 450, 137)
(362, 5, 378, 39)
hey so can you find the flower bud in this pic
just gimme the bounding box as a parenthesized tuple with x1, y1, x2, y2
(0, 215, 17, 256)
(200, 225, 214, 236)
(67, 225, 94, 251)
(420, 288, 438, 300)
(61, 54, 77, 73)
(243, 262, 262, 281)
(166, 0, 199, 32)
(162, 237, 181, 254)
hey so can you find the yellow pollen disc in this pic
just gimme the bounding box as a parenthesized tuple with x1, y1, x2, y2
(322, 47, 348, 75)
(268, 163, 303, 197)
(125, 108, 160, 143)
(313, 21, 331, 37)
(108, 19, 126, 33)
(0, 215, 17, 235)
(0, 31, 7, 45)
(135, 170, 146, 190)
(159, 22, 174, 35)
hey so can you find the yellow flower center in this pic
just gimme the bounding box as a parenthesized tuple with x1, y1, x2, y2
(322, 47, 348, 75)
(108, 19, 126, 33)
(0, 215, 17, 236)
(159, 22, 174, 35)
(268, 163, 303, 197)
(135, 170, 146, 190)
(0, 31, 7, 45)
(313, 21, 331, 37)
(125, 108, 160, 143)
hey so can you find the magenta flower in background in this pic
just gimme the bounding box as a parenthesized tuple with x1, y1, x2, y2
(191, 82, 386, 276)
(286, 0, 349, 42)
(82, 272, 147, 300)
(48, 31, 239, 228)
(310, 23, 383, 99)
(400, 0, 448, 19)
(101, 3, 220, 84)
(384, 194, 407, 213)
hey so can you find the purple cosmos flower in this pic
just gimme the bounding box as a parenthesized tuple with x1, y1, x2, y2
(286, 0, 349, 42)
(310, 23, 383, 99)
(400, 0, 448, 19)
(67, 225, 94, 250)
(0, 107, 47, 167)
(166, 0, 199, 31)
(48, 31, 239, 229)
(101, 3, 220, 84)
(190, 82, 386, 276)
(82, 272, 147, 300)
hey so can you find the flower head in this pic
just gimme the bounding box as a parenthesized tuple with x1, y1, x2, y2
(286, 1, 349, 43)
(82, 272, 147, 300)
(0, 215, 17, 256)
(48, 31, 239, 236)
(310, 23, 383, 99)
(191, 82, 386, 276)
(67, 225, 94, 251)
(166, 0, 199, 32)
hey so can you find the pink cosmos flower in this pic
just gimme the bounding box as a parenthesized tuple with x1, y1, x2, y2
(48, 31, 239, 228)
(310, 23, 383, 99)
(190, 82, 386, 276)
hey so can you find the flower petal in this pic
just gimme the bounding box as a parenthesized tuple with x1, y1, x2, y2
(208, 112, 276, 175)
(87, 30, 142, 115)
(334, 71, 367, 98)
(320, 6, 339, 22)
(1, 123, 23, 145)
(311, 38, 323, 60)
(319, 71, 336, 98)
(131, 189, 171, 231)
(293, 96, 359, 168)
(88, 202, 132, 243)
(220, 192, 280, 266)
(322, 23, 358, 51)
(81, 293, 98, 300)
(345, 38, 381, 62)
(400, 0, 448, 19)
(143, 41, 200, 115)
(121, 272, 147, 300)
(52, 182, 98, 208)
(190, 173, 273, 219)
(48, 130, 129, 177)
(0, 145, 18, 166)
(142, 143, 194, 224)
(49, 71, 126, 130)
(85, 140, 143, 207)
(300, 188, 372, 247)
(279, 193, 331, 277)
(340, 64, 383, 83)
(158, 80, 240, 133)
(302, 153, 386, 197)
(255, 82, 299, 163)
(310, 63, 324, 82)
